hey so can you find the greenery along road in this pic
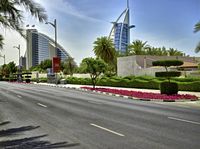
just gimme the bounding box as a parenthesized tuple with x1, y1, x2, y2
(49, 76, 200, 92)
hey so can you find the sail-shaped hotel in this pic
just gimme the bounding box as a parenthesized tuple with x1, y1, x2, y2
(109, 0, 134, 53)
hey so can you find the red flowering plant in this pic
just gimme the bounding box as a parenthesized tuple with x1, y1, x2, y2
(81, 87, 198, 101)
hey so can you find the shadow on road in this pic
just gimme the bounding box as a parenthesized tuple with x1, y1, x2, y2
(0, 121, 79, 149)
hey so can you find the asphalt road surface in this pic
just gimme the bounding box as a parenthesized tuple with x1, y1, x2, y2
(0, 82, 199, 149)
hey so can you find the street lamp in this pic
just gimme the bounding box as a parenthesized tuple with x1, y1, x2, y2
(45, 19, 59, 84)
(13, 44, 21, 66)
(0, 54, 5, 65)
(45, 19, 57, 52)
(13, 45, 22, 82)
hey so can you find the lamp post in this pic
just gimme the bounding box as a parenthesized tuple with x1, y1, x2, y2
(46, 19, 59, 84)
(13, 44, 21, 66)
(13, 45, 22, 82)
(45, 19, 57, 52)
(0, 54, 5, 65)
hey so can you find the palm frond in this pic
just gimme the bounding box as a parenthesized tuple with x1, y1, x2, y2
(194, 22, 200, 33)
(195, 42, 200, 53)
(15, 0, 47, 22)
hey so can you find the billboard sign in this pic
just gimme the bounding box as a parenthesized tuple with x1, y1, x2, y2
(52, 57, 61, 73)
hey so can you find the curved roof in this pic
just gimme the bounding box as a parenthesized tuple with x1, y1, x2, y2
(38, 32, 71, 59)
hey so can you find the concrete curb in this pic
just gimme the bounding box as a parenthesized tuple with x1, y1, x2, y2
(30, 83, 199, 102)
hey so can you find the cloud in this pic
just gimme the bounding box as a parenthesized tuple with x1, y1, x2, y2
(34, 0, 105, 23)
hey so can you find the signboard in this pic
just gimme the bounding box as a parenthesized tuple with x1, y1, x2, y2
(52, 57, 61, 73)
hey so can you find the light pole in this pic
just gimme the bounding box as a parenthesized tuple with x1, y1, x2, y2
(46, 19, 58, 84)
(45, 19, 57, 52)
(13, 45, 22, 82)
(0, 54, 5, 65)
(13, 44, 21, 66)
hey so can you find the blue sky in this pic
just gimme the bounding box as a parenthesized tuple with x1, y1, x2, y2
(0, 0, 199, 65)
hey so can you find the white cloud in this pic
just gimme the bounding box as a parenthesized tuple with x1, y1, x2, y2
(34, 0, 104, 23)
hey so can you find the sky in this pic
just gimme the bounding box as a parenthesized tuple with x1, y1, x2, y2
(0, 0, 200, 65)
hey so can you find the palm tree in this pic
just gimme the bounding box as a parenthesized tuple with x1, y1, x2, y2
(128, 40, 149, 55)
(194, 22, 200, 53)
(194, 21, 200, 33)
(93, 36, 116, 65)
(0, 34, 3, 49)
(0, 0, 47, 37)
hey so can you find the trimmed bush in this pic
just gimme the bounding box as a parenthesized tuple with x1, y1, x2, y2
(153, 60, 183, 95)
(160, 82, 178, 95)
(152, 60, 183, 67)
(155, 71, 181, 77)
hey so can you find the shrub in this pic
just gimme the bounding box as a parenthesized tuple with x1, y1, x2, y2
(39, 77, 47, 83)
(171, 77, 200, 82)
(160, 82, 178, 95)
(152, 60, 183, 67)
(136, 76, 154, 81)
(155, 71, 181, 77)
(123, 76, 135, 80)
(153, 60, 183, 95)
(178, 81, 200, 92)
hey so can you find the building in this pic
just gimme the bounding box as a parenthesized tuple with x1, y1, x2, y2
(109, 0, 134, 53)
(19, 56, 26, 68)
(26, 29, 72, 69)
(117, 55, 200, 77)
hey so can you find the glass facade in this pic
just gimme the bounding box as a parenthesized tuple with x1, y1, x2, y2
(38, 35, 49, 64)
(28, 31, 71, 68)
(56, 48, 69, 62)
(31, 34, 38, 66)
(114, 23, 128, 53)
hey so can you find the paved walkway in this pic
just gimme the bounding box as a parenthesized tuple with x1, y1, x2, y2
(35, 83, 200, 99)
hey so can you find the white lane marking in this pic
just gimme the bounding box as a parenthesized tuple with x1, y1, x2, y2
(17, 95, 22, 98)
(168, 117, 200, 125)
(37, 103, 47, 108)
(87, 101, 103, 105)
(90, 123, 125, 137)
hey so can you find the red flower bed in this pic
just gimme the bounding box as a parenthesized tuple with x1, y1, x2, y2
(81, 87, 198, 101)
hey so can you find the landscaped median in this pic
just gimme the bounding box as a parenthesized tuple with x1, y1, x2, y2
(81, 87, 199, 102)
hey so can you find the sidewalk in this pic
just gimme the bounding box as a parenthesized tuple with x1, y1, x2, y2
(35, 83, 200, 99)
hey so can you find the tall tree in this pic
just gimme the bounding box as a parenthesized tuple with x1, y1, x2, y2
(194, 22, 200, 53)
(81, 57, 107, 88)
(0, 0, 47, 38)
(93, 36, 116, 65)
(40, 59, 52, 70)
(63, 57, 77, 76)
(128, 40, 149, 55)
(7, 61, 17, 74)
(168, 48, 183, 56)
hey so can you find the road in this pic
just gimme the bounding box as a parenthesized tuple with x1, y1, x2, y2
(0, 82, 199, 149)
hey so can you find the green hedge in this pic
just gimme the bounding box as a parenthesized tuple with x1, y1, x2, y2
(178, 81, 200, 92)
(65, 76, 200, 92)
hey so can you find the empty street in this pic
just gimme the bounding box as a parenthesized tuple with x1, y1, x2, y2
(0, 82, 199, 149)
